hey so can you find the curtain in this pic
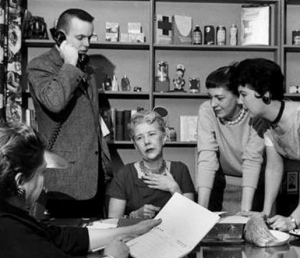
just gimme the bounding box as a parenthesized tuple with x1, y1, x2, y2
(0, 0, 23, 122)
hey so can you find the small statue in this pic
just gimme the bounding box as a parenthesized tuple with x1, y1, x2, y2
(189, 77, 200, 93)
(173, 64, 186, 92)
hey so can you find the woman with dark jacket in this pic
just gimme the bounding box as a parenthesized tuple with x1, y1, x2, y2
(0, 121, 160, 258)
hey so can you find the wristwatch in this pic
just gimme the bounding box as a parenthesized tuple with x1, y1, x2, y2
(103, 255, 116, 258)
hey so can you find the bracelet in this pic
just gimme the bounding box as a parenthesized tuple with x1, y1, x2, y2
(129, 211, 136, 218)
(289, 216, 298, 229)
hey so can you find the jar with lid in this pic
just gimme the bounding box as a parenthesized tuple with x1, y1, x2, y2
(193, 25, 202, 45)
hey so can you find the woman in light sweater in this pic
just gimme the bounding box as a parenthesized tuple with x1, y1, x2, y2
(197, 65, 267, 215)
(232, 58, 300, 231)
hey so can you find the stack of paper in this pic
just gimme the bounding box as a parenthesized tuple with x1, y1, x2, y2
(127, 193, 219, 258)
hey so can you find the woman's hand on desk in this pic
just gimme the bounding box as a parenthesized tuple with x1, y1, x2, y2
(104, 238, 129, 258)
(142, 171, 181, 194)
(130, 204, 161, 219)
(236, 211, 266, 218)
(267, 215, 296, 231)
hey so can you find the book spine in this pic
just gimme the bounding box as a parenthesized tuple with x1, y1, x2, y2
(123, 110, 132, 141)
(115, 110, 124, 141)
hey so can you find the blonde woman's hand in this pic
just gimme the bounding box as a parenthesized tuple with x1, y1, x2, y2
(142, 171, 180, 194)
(131, 204, 161, 219)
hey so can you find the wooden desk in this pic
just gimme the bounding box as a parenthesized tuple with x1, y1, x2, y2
(50, 218, 300, 258)
(87, 241, 300, 258)
(187, 240, 300, 258)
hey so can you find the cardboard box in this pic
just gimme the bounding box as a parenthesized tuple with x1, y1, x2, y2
(129, 33, 145, 43)
(155, 14, 172, 44)
(120, 33, 129, 43)
(241, 5, 270, 46)
(172, 15, 192, 44)
(106, 22, 119, 42)
(155, 80, 170, 92)
(180, 116, 198, 142)
(128, 22, 142, 34)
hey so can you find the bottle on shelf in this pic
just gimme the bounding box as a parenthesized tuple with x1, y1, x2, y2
(230, 24, 238, 46)
(121, 75, 131, 92)
(103, 74, 112, 91)
(111, 75, 119, 91)
(193, 25, 202, 45)
(216, 25, 226, 45)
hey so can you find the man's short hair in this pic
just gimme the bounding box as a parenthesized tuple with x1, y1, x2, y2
(56, 8, 94, 33)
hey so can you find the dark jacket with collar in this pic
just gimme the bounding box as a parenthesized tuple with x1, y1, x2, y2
(27, 47, 102, 200)
(0, 199, 89, 258)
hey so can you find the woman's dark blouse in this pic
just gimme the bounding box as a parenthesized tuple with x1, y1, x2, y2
(0, 199, 89, 258)
(107, 161, 195, 215)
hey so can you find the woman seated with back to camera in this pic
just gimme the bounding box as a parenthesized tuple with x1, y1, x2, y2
(197, 65, 267, 215)
(0, 121, 161, 258)
(107, 110, 195, 219)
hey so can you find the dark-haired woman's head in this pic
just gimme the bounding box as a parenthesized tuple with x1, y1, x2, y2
(0, 121, 46, 207)
(231, 58, 285, 102)
(206, 65, 243, 121)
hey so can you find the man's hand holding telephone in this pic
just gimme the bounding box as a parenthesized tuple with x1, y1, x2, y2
(50, 28, 89, 72)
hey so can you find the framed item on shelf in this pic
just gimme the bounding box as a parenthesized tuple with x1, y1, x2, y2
(241, 5, 270, 46)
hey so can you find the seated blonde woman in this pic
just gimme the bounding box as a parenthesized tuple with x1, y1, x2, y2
(107, 110, 195, 219)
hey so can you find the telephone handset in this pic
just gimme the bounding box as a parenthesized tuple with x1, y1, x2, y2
(50, 27, 89, 72)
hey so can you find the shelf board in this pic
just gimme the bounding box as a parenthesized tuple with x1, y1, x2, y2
(153, 92, 209, 98)
(284, 45, 300, 52)
(164, 141, 197, 147)
(156, 0, 278, 3)
(24, 39, 150, 50)
(286, 0, 300, 5)
(285, 94, 300, 99)
(99, 91, 150, 98)
(154, 44, 279, 52)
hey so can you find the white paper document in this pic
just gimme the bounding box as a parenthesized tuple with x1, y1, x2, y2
(127, 193, 220, 258)
(219, 215, 250, 224)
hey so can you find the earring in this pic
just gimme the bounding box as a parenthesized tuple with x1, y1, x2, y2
(17, 186, 25, 196)
(262, 96, 271, 105)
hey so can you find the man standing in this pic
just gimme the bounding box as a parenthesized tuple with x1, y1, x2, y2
(27, 9, 112, 218)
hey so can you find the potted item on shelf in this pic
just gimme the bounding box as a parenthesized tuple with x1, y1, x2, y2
(103, 74, 112, 91)
(189, 77, 200, 93)
(111, 75, 119, 91)
(121, 75, 131, 91)
(172, 64, 186, 92)
(155, 61, 170, 92)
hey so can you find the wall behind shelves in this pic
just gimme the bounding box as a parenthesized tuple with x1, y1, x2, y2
(156, 50, 275, 94)
(155, 2, 276, 46)
(286, 5, 300, 45)
(28, 0, 150, 41)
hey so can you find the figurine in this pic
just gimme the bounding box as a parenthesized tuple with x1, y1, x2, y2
(173, 64, 186, 92)
(189, 77, 200, 93)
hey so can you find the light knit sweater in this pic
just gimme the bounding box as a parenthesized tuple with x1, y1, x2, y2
(197, 101, 266, 189)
